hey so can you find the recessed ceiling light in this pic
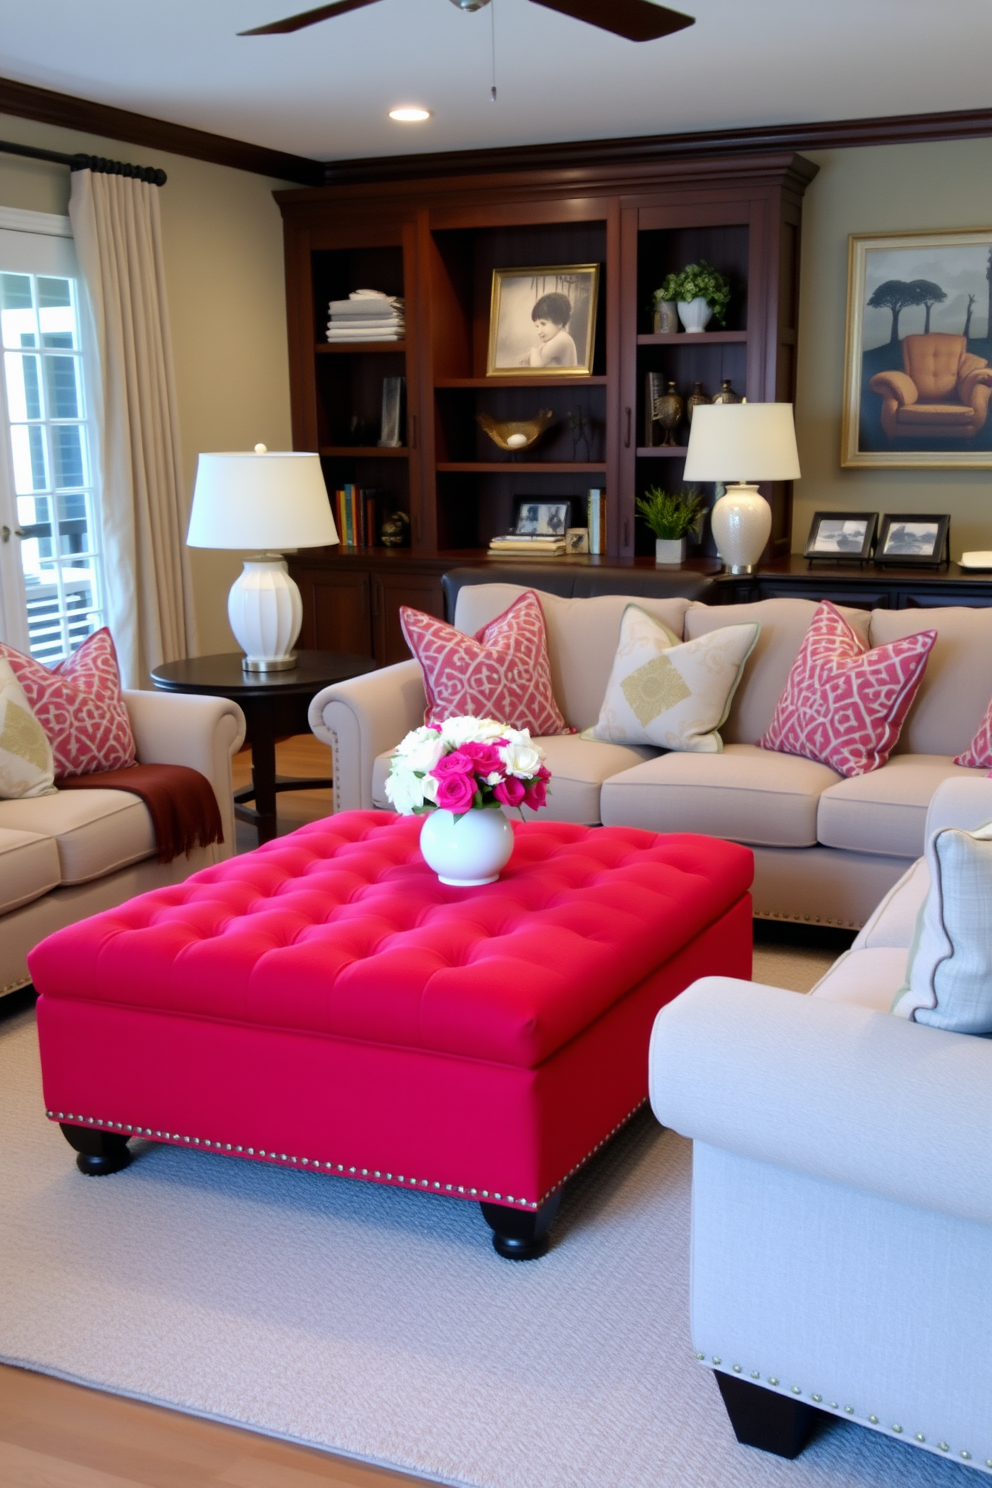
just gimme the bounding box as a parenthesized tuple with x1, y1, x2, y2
(389, 107, 431, 122)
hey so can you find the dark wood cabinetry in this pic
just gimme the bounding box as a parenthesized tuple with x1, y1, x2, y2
(277, 148, 817, 644)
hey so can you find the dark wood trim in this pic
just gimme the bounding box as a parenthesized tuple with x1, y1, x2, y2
(0, 75, 323, 186)
(317, 105, 992, 187)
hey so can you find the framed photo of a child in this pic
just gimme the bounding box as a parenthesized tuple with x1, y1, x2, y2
(487, 264, 600, 377)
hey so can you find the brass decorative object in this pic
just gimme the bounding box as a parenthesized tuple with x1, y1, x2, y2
(652, 299, 679, 334)
(686, 381, 710, 424)
(380, 510, 410, 548)
(712, 378, 740, 404)
(654, 380, 684, 447)
(476, 408, 555, 453)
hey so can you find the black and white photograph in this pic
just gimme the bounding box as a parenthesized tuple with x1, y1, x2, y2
(513, 498, 573, 536)
(488, 265, 599, 377)
(804, 511, 877, 560)
(875, 512, 950, 565)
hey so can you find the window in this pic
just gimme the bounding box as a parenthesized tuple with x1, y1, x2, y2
(0, 211, 104, 663)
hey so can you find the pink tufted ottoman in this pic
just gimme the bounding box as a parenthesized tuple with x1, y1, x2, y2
(31, 812, 752, 1258)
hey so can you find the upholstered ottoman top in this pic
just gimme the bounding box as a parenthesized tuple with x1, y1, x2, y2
(30, 811, 752, 1069)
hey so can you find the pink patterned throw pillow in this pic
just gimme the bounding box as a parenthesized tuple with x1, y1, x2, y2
(758, 600, 936, 778)
(0, 627, 136, 779)
(400, 590, 569, 735)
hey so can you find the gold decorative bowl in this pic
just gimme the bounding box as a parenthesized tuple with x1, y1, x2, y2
(476, 409, 555, 453)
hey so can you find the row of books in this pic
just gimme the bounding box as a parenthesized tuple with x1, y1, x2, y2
(334, 485, 387, 547)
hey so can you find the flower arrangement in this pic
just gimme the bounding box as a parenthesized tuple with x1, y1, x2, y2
(653, 261, 731, 325)
(385, 715, 551, 817)
(635, 485, 706, 541)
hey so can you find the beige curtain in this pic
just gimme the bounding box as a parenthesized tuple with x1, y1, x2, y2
(69, 169, 196, 688)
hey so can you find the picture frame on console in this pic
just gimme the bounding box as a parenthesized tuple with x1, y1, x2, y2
(804, 511, 878, 563)
(487, 265, 599, 377)
(874, 513, 951, 566)
(512, 497, 575, 536)
(843, 228, 992, 469)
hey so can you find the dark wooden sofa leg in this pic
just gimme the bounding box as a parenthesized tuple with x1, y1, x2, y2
(715, 1371, 824, 1458)
(480, 1191, 562, 1260)
(60, 1123, 132, 1176)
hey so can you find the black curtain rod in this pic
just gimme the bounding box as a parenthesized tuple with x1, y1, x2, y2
(0, 138, 166, 185)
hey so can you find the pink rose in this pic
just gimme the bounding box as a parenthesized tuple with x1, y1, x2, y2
(522, 777, 548, 811)
(494, 776, 526, 808)
(434, 771, 477, 813)
(457, 741, 504, 776)
(432, 750, 476, 780)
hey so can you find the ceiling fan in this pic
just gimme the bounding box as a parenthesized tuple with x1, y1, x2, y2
(239, 0, 695, 45)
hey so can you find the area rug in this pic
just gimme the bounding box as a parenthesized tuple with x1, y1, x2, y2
(0, 1006, 971, 1488)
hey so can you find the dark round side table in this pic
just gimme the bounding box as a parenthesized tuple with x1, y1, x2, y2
(151, 650, 374, 845)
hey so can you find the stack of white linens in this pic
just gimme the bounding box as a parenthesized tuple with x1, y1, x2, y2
(326, 289, 405, 342)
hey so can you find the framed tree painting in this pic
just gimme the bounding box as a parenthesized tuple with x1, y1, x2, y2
(842, 228, 992, 468)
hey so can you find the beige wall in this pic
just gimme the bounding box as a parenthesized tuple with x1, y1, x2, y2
(796, 137, 992, 558)
(0, 113, 294, 652)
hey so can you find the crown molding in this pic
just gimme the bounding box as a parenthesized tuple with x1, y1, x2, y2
(318, 105, 992, 186)
(0, 75, 323, 186)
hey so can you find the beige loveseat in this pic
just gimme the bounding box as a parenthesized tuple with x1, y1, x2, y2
(307, 584, 991, 930)
(1, 688, 245, 998)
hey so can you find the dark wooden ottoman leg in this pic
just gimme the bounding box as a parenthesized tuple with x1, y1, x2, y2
(715, 1372, 824, 1458)
(480, 1190, 562, 1260)
(60, 1123, 132, 1176)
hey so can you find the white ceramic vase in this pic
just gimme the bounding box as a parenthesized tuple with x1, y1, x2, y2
(710, 484, 772, 574)
(677, 297, 713, 333)
(655, 537, 687, 565)
(419, 807, 514, 886)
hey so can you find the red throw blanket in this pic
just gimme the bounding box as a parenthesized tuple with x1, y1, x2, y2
(58, 763, 224, 864)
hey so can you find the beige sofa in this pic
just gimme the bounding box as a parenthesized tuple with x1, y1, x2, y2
(1, 688, 246, 998)
(307, 584, 992, 930)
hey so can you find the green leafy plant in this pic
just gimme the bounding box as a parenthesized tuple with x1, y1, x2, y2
(652, 261, 731, 325)
(635, 486, 706, 541)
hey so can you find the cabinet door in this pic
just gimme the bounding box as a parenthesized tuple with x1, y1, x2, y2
(373, 571, 444, 665)
(296, 567, 373, 656)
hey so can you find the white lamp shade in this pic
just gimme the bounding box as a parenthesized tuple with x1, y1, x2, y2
(682, 403, 801, 483)
(187, 451, 338, 550)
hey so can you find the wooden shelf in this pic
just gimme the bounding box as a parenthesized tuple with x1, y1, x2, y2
(319, 446, 408, 458)
(636, 446, 688, 458)
(436, 461, 607, 474)
(435, 376, 608, 389)
(316, 341, 407, 355)
(636, 331, 748, 346)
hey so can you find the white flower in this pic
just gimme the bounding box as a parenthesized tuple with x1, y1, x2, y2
(384, 766, 427, 815)
(401, 733, 445, 776)
(437, 714, 506, 747)
(500, 739, 543, 778)
(393, 725, 441, 758)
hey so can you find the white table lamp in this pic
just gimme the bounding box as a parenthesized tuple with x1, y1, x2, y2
(187, 446, 338, 671)
(683, 402, 800, 574)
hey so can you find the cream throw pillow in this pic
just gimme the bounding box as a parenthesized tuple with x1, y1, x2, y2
(584, 604, 759, 754)
(892, 820, 992, 1034)
(0, 657, 56, 798)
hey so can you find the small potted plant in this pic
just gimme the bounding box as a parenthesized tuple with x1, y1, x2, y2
(635, 486, 707, 565)
(654, 261, 731, 333)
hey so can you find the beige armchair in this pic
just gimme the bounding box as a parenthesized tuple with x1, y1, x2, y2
(869, 332, 992, 441)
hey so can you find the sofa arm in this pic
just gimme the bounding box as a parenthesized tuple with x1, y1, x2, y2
(650, 976, 992, 1227)
(308, 659, 426, 812)
(123, 689, 246, 857)
(925, 775, 992, 837)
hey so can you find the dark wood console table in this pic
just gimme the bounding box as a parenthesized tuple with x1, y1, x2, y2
(716, 556, 992, 609)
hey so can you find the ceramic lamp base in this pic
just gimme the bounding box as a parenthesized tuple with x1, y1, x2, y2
(710, 484, 772, 574)
(228, 554, 302, 672)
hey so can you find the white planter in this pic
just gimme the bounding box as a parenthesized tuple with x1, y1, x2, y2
(655, 537, 687, 565)
(419, 807, 514, 886)
(677, 297, 713, 334)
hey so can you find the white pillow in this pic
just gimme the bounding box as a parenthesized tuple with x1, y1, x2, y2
(892, 820, 992, 1033)
(583, 604, 759, 754)
(0, 656, 56, 798)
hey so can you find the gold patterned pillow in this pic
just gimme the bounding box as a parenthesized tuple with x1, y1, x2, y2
(0, 656, 57, 798)
(583, 604, 759, 753)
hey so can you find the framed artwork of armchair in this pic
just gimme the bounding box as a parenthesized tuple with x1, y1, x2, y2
(842, 228, 992, 467)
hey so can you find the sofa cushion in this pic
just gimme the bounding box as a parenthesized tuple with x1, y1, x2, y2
(809, 946, 910, 1012)
(600, 742, 840, 847)
(452, 583, 696, 732)
(0, 827, 61, 913)
(374, 733, 655, 826)
(684, 598, 871, 745)
(869, 605, 992, 758)
(817, 755, 984, 859)
(0, 789, 155, 884)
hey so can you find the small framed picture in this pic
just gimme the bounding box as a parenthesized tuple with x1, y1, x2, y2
(512, 497, 575, 536)
(804, 511, 878, 561)
(875, 513, 951, 565)
(487, 264, 599, 377)
(565, 527, 590, 553)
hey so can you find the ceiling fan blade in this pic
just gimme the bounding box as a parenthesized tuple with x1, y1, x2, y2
(239, 0, 383, 36)
(529, 0, 693, 41)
